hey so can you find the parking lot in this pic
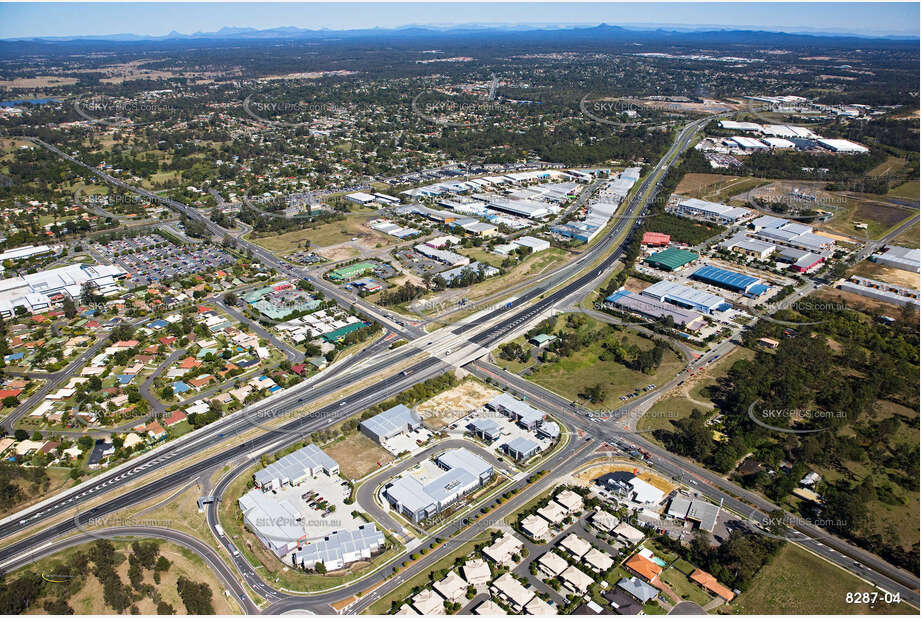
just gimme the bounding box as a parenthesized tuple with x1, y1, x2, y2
(93, 233, 234, 287)
(270, 473, 366, 542)
(394, 247, 455, 278)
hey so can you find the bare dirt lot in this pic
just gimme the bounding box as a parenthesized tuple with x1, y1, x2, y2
(575, 461, 677, 494)
(324, 431, 394, 479)
(624, 276, 654, 293)
(851, 261, 920, 290)
(814, 288, 907, 313)
(416, 379, 502, 429)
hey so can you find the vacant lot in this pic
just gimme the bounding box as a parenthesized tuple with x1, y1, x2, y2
(819, 194, 916, 240)
(324, 431, 393, 479)
(850, 261, 920, 290)
(17, 539, 238, 615)
(728, 544, 913, 615)
(415, 379, 501, 429)
(675, 173, 767, 203)
(251, 212, 388, 253)
(494, 317, 685, 410)
(641, 347, 754, 434)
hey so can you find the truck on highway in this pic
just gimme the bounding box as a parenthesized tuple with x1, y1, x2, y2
(215, 524, 225, 537)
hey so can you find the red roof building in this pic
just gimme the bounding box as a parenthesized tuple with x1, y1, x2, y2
(163, 410, 188, 427)
(642, 232, 671, 247)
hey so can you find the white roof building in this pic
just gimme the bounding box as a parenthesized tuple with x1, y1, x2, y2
(462, 558, 492, 586)
(560, 565, 594, 595)
(537, 551, 569, 578)
(433, 570, 468, 603)
(490, 573, 534, 612)
(559, 533, 592, 559)
(521, 513, 551, 540)
(411, 589, 446, 615)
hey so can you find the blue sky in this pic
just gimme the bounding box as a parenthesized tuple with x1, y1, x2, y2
(1, 2, 918, 39)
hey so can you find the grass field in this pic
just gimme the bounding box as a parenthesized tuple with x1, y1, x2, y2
(659, 566, 713, 606)
(15, 538, 239, 614)
(675, 173, 768, 203)
(494, 315, 685, 411)
(887, 180, 920, 200)
(890, 219, 920, 248)
(323, 431, 394, 479)
(250, 212, 385, 253)
(727, 544, 914, 615)
(640, 347, 754, 434)
(819, 194, 917, 240)
(869, 156, 910, 178)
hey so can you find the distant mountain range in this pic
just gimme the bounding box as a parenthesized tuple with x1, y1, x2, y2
(3, 22, 918, 44)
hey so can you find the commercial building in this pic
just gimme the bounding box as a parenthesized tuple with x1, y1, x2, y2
(461, 221, 499, 237)
(360, 404, 423, 443)
(641, 232, 670, 247)
(327, 261, 380, 281)
(643, 248, 700, 272)
(675, 198, 751, 224)
(550, 221, 603, 244)
(0, 244, 53, 261)
(239, 489, 304, 556)
(253, 444, 339, 490)
(293, 524, 386, 571)
(750, 216, 835, 252)
(838, 276, 920, 307)
(504, 436, 540, 461)
(345, 192, 377, 205)
(729, 238, 776, 260)
(817, 138, 870, 154)
(777, 247, 825, 272)
(873, 245, 920, 273)
(414, 243, 470, 267)
(484, 198, 551, 220)
(604, 289, 706, 331)
(468, 417, 502, 442)
(383, 448, 494, 523)
(641, 280, 727, 314)
(436, 262, 500, 285)
(0, 263, 125, 317)
(690, 265, 765, 296)
(666, 495, 721, 533)
(513, 235, 551, 253)
(486, 393, 545, 429)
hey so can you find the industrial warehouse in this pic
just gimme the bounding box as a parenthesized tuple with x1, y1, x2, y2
(604, 289, 707, 331)
(672, 197, 752, 224)
(384, 447, 494, 523)
(239, 445, 373, 562)
(639, 280, 728, 314)
(643, 248, 701, 272)
(690, 265, 770, 298)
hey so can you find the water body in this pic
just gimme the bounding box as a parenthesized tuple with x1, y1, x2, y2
(0, 98, 60, 108)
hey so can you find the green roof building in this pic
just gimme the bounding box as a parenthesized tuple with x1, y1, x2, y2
(644, 248, 700, 272)
(321, 321, 370, 342)
(328, 261, 379, 281)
